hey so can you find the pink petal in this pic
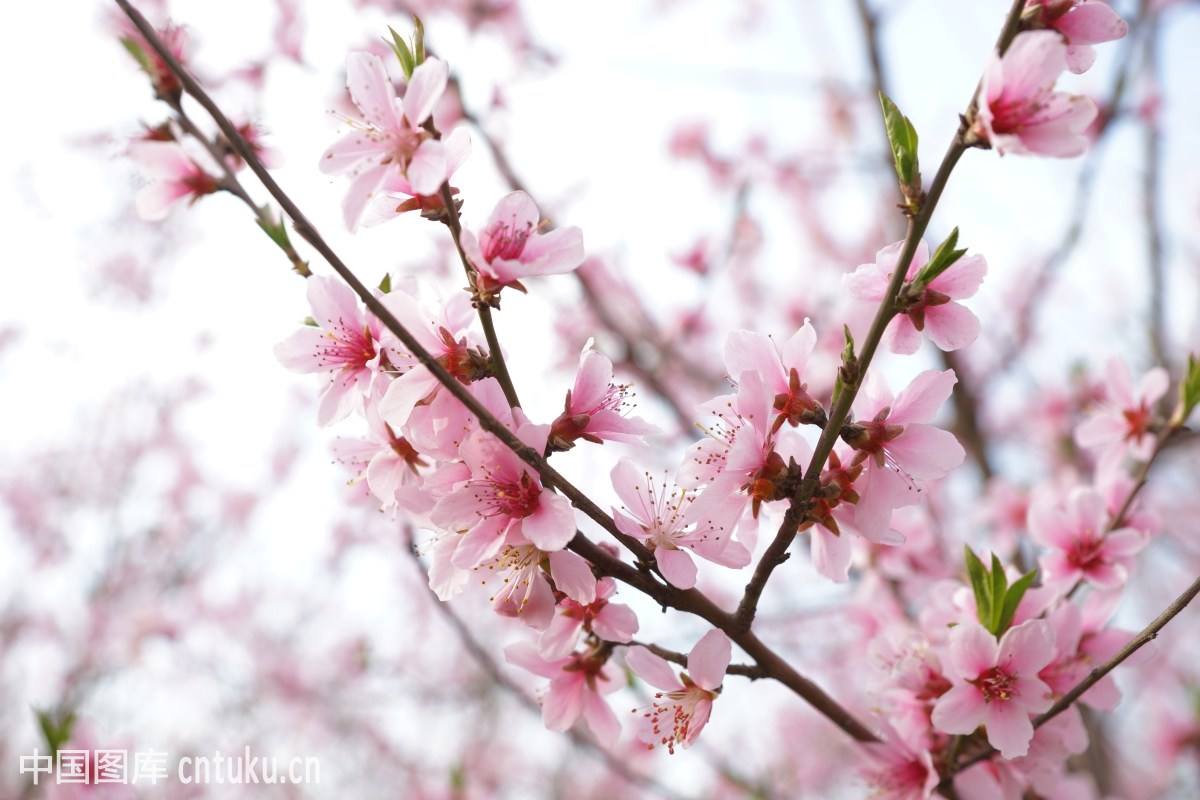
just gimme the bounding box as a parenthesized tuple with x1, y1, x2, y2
(504, 640, 565, 679)
(626, 646, 681, 692)
(687, 629, 732, 691)
(538, 614, 583, 660)
(273, 327, 325, 372)
(931, 683, 987, 735)
(543, 674, 584, 731)
(610, 460, 651, 525)
(887, 423, 965, 480)
(1138, 367, 1169, 405)
(450, 516, 507, 569)
(983, 701, 1035, 759)
(890, 369, 958, 424)
(724, 330, 785, 389)
(810, 526, 852, 582)
(948, 623, 999, 680)
(924, 303, 981, 351)
(887, 315, 923, 355)
(548, 549, 596, 604)
(319, 130, 384, 175)
(402, 57, 448, 125)
(520, 491, 576, 552)
(931, 254, 987, 299)
(379, 367, 438, 429)
(317, 367, 363, 425)
(521, 227, 586, 276)
(405, 139, 447, 196)
(345, 52, 399, 130)
(1056, 2, 1129, 47)
(592, 603, 639, 643)
(998, 619, 1056, 676)
(572, 348, 614, 411)
(581, 689, 620, 746)
(342, 162, 392, 231)
(656, 547, 698, 589)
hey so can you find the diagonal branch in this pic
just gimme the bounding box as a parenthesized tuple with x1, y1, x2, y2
(114, 0, 878, 745)
(732, 0, 1028, 632)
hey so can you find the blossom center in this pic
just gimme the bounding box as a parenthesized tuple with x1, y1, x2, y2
(971, 666, 1017, 703)
(483, 220, 532, 261)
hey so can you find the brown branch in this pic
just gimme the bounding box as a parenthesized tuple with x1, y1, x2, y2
(114, 0, 878, 745)
(1140, 2, 1168, 369)
(628, 641, 767, 680)
(853, 0, 994, 480)
(942, 571, 1200, 783)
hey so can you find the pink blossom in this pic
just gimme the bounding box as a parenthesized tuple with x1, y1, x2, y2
(1026, 1, 1128, 74)
(432, 420, 576, 569)
(845, 240, 987, 354)
(627, 629, 731, 753)
(1037, 600, 1126, 710)
(505, 641, 622, 746)
(548, 342, 657, 450)
(1075, 358, 1168, 462)
(975, 31, 1097, 157)
(377, 290, 487, 431)
(540, 577, 639, 658)
(460, 191, 585, 300)
(331, 384, 430, 512)
(848, 370, 966, 538)
(931, 620, 1055, 758)
(610, 459, 746, 589)
(1029, 486, 1145, 591)
(320, 53, 456, 230)
(128, 141, 219, 221)
(682, 370, 804, 543)
(275, 275, 382, 425)
(858, 722, 939, 800)
(723, 321, 824, 431)
(483, 544, 595, 629)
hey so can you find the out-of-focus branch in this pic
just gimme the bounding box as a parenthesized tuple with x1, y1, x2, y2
(1140, 3, 1168, 369)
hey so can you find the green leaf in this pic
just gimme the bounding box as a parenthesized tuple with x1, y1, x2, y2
(35, 708, 75, 755)
(831, 325, 858, 409)
(989, 553, 1008, 633)
(255, 208, 292, 250)
(1175, 353, 1200, 426)
(964, 546, 992, 629)
(119, 36, 154, 76)
(412, 16, 426, 66)
(378, 273, 392, 294)
(878, 92, 920, 195)
(913, 227, 968, 287)
(303, 316, 318, 327)
(998, 569, 1037, 635)
(388, 26, 415, 79)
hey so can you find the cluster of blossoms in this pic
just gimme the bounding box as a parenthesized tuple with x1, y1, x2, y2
(117, 1, 1200, 797)
(974, 0, 1127, 156)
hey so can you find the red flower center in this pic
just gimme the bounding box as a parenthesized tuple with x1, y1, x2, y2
(971, 666, 1016, 703)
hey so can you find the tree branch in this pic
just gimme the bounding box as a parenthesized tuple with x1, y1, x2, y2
(114, 0, 878, 745)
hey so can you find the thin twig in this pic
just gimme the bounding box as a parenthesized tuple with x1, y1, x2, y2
(942, 571, 1200, 782)
(734, 0, 1029, 634)
(628, 641, 767, 680)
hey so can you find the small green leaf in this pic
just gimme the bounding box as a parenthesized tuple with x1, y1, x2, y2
(964, 546, 992, 629)
(914, 227, 968, 287)
(831, 325, 858, 408)
(36, 708, 75, 755)
(255, 208, 292, 250)
(388, 26, 415, 79)
(1174, 353, 1200, 426)
(303, 316, 318, 327)
(119, 36, 154, 76)
(998, 569, 1037, 635)
(378, 273, 392, 294)
(878, 92, 920, 197)
(989, 553, 1008, 633)
(412, 16, 426, 66)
